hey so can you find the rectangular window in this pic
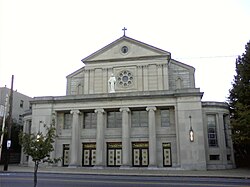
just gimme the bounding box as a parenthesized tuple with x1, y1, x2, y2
(161, 109, 170, 127)
(207, 114, 218, 147)
(107, 111, 122, 128)
(209, 155, 220, 160)
(131, 110, 148, 127)
(83, 112, 97, 129)
(64, 113, 72, 129)
(18, 115, 23, 124)
(20, 100, 24, 108)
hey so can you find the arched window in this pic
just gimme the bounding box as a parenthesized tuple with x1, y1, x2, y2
(176, 77, 183, 89)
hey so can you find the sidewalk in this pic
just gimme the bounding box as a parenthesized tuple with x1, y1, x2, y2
(0, 164, 249, 179)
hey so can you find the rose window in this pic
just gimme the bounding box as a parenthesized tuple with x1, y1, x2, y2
(117, 70, 133, 87)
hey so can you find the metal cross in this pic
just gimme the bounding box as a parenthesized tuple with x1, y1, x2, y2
(122, 27, 127, 36)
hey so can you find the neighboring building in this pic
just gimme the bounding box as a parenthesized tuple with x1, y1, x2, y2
(0, 87, 31, 125)
(0, 86, 32, 163)
(22, 35, 235, 170)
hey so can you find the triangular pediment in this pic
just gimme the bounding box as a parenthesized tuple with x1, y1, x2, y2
(81, 36, 171, 63)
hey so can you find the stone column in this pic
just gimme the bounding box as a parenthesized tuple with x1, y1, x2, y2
(120, 107, 130, 167)
(95, 108, 105, 167)
(146, 106, 157, 167)
(69, 109, 81, 167)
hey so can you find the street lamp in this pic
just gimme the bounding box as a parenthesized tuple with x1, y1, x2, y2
(189, 116, 194, 142)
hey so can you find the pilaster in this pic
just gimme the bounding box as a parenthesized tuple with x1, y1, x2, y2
(84, 69, 89, 94)
(137, 66, 143, 91)
(157, 64, 163, 90)
(143, 65, 148, 91)
(163, 64, 169, 90)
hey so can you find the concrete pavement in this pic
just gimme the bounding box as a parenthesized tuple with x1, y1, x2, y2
(0, 164, 249, 179)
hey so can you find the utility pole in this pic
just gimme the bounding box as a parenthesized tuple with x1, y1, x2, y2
(4, 75, 14, 171)
(0, 94, 9, 161)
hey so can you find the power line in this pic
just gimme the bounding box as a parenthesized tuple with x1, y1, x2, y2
(175, 55, 238, 60)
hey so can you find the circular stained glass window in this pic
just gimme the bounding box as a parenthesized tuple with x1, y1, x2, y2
(118, 70, 133, 87)
(121, 46, 128, 54)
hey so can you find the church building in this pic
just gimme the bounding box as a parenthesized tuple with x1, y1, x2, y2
(22, 32, 235, 170)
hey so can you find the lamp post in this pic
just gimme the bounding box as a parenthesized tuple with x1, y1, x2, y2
(189, 116, 194, 142)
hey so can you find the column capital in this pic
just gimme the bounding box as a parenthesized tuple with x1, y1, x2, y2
(70, 110, 81, 115)
(119, 107, 130, 113)
(94, 108, 105, 114)
(146, 106, 157, 112)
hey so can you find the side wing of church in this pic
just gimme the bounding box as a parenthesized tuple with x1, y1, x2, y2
(21, 35, 235, 170)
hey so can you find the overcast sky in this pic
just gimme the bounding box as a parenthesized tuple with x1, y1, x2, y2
(0, 0, 250, 102)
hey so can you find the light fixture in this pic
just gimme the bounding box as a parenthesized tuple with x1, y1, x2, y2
(189, 116, 194, 142)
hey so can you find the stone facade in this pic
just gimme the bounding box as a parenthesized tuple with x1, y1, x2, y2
(22, 36, 235, 170)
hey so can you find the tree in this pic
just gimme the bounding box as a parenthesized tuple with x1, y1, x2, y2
(19, 119, 60, 187)
(228, 41, 250, 167)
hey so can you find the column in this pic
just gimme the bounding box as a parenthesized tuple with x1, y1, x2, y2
(146, 106, 157, 167)
(69, 110, 81, 167)
(95, 108, 105, 167)
(120, 107, 130, 167)
(84, 69, 89, 94)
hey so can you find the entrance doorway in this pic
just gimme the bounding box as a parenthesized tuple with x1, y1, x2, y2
(82, 143, 96, 167)
(62, 144, 70, 167)
(163, 143, 172, 167)
(107, 142, 122, 167)
(132, 142, 149, 167)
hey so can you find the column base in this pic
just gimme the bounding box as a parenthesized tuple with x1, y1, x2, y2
(93, 165, 104, 169)
(68, 164, 81, 168)
(148, 165, 158, 170)
(120, 165, 131, 169)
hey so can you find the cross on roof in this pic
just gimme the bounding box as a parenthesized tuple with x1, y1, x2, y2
(122, 27, 127, 36)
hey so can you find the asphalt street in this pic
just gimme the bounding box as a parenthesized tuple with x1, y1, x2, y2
(0, 172, 250, 187)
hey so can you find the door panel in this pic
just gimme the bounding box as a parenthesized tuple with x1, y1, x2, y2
(83, 150, 90, 166)
(115, 149, 122, 165)
(133, 149, 140, 166)
(141, 149, 148, 166)
(108, 149, 115, 166)
(91, 149, 96, 165)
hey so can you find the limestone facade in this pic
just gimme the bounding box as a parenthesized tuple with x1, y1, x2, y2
(22, 36, 235, 170)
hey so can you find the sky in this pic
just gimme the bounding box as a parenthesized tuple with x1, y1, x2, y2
(0, 0, 250, 102)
